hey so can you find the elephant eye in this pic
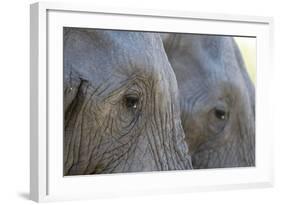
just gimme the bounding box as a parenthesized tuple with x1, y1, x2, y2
(207, 105, 229, 134)
(214, 108, 227, 120)
(124, 95, 139, 110)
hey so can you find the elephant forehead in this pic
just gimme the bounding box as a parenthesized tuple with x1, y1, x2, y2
(64, 29, 170, 83)
(169, 35, 245, 107)
(187, 36, 242, 88)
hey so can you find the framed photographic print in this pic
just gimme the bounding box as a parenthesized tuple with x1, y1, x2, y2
(30, 2, 274, 202)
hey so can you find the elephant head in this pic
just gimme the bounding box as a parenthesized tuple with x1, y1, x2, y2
(63, 28, 192, 175)
(162, 34, 255, 169)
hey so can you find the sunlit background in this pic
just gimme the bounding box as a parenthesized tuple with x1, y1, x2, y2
(234, 37, 256, 85)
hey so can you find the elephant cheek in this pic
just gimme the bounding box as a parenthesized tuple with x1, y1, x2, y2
(144, 109, 192, 171)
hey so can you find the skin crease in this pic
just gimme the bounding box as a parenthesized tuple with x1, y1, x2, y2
(162, 34, 255, 169)
(63, 28, 192, 175)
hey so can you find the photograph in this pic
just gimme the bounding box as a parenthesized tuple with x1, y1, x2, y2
(63, 27, 255, 176)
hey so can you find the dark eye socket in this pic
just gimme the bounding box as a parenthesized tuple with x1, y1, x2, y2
(214, 108, 227, 120)
(124, 95, 140, 110)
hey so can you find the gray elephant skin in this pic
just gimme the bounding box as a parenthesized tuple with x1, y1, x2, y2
(162, 34, 255, 169)
(63, 28, 192, 175)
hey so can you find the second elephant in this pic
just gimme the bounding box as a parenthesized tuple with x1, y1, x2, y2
(162, 33, 255, 169)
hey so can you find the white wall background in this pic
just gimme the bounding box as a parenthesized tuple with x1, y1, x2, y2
(0, 0, 280, 204)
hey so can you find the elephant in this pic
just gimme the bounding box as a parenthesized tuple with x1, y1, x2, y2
(162, 33, 255, 169)
(63, 28, 193, 175)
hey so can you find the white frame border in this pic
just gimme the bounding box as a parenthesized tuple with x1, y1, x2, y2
(30, 2, 274, 202)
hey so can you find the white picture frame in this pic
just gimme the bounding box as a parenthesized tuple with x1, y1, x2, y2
(30, 1, 274, 202)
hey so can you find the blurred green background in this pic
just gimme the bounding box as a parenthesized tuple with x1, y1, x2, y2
(234, 37, 256, 85)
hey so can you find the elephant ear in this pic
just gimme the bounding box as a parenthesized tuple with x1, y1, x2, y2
(63, 28, 83, 117)
(232, 39, 255, 118)
(232, 39, 255, 166)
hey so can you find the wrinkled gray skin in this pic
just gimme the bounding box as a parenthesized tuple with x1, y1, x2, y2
(63, 28, 192, 175)
(162, 34, 255, 169)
